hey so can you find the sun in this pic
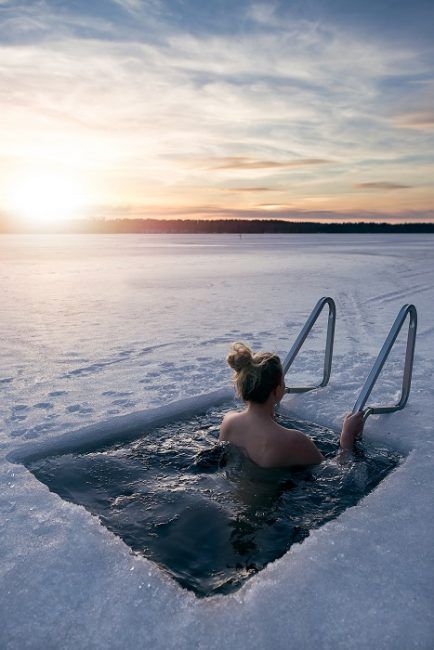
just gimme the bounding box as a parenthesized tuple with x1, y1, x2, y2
(5, 170, 88, 225)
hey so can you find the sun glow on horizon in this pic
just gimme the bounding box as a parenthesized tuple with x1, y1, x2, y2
(0, 1, 433, 224)
(5, 170, 89, 225)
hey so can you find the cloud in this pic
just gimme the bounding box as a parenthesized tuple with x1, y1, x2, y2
(392, 111, 434, 130)
(111, 0, 162, 17)
(354, 182, 413, 190)
(207, 157, 332, 170)
(247, 3, 280, 27)
(225, 187, 275, 193)
(112, 0, 143, 10)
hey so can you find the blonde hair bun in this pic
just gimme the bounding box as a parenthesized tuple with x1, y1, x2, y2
(226, 342, 253, 372)
(227, 342, 283, 404)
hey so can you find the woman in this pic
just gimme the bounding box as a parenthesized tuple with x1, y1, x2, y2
(219, 342, 364, 468)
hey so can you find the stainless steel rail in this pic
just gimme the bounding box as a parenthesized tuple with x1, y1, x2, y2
(352, 304, 417, 420)
(283, 297, 336, 394)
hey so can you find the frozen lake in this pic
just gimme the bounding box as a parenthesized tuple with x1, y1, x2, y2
(1, 234, 434, 649)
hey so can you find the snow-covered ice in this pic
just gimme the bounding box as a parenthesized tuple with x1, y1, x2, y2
(1, 233, 433, 649)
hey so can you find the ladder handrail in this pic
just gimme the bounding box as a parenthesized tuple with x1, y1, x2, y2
(352, 304, 417, 420)
(283, 297, 336, 394)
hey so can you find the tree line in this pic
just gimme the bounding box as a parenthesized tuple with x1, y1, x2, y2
(2, 217, 434, 234)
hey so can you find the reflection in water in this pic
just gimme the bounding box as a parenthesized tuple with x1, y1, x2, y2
(28, 404, 402, 597)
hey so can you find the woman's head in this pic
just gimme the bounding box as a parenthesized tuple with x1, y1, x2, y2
(227, 342, 284, 404)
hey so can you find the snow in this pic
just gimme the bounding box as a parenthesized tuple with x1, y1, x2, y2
(1, 233, 433, 649)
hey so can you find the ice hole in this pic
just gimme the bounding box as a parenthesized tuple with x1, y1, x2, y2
(23, 400, 403, 597)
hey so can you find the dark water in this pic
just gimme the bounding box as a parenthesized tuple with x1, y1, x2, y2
(28, 404, 402, 597)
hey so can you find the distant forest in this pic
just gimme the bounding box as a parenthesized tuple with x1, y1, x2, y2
(2, 218, 434, 234)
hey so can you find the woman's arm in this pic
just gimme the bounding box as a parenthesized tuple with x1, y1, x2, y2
(339, 411, 364, 451)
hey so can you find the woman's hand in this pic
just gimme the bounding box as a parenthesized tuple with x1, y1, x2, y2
(340, 411, 364, 451)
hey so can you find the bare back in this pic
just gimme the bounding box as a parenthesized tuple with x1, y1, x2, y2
(219, 410, 324, 468)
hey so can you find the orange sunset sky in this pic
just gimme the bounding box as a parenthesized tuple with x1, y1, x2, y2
(1, 0, 434, 226)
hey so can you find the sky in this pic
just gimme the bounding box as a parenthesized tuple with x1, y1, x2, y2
(0, 0, 434, 224)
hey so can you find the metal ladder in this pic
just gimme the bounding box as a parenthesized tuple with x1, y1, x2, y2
(283, 299, 417, 421)
(283, 297, 336, 393)
(352, 304, 417, 421)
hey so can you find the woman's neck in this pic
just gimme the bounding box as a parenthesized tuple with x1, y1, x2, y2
(246, 399, 275, 418)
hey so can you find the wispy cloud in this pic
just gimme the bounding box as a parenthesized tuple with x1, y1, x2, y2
(247, 3, 280, 27)
(225, 187, 275, 193)
(112, 0, 144, 11)
(392, 111, 434, 130)
(207, 157, 332, 170)
(111, 0, 162, 18)
(354, 182, 413, 190)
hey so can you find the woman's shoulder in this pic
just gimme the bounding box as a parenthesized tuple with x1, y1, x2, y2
(222, 409, 242, 422)
(219, 410, 243, 440)
(274, 421, 304, 435)
(271, 423, 324, 465)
